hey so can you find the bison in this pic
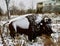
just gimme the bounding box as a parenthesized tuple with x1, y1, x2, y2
(8, 14, 53, 41)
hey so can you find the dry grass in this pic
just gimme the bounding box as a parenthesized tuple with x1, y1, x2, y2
(41, 34, 55, 46)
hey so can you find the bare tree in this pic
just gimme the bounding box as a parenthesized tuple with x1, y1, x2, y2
(0, 7, 3, 16)
(10, 5, 18, 15)
(5, 0, 10, 19)
(0, 7, 3, 21)
(31, 0, 33, 11)
(31, 0, 34, 14)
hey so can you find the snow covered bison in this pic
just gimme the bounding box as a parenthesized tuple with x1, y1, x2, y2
(9, 14, 53, 41)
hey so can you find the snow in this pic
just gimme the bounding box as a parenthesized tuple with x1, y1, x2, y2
(10, 15, 19, 18)
(51, 24, 60, 32)
(27, 42, 44, 46)
(0, 37, 3, 46)
(12, 17, 30, 31)
(0, 44, 3, 46)
(51, 32, 59, 43)
(9, 14, 32, 24)
(0, 21, 8, 26)
(35, 14, 43, 24)
(53, 17, 60, 20)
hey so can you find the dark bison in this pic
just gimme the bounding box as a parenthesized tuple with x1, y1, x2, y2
(8, 14, 53, 41)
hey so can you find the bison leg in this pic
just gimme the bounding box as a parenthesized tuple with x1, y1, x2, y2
(10, 30, 16, 38)
(9, 22, 16, 38)
(28, 32, 36, 42)
(28, 36, 32, 42)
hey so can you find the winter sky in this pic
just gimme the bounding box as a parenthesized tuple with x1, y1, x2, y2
(0, 0, 46, 13)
